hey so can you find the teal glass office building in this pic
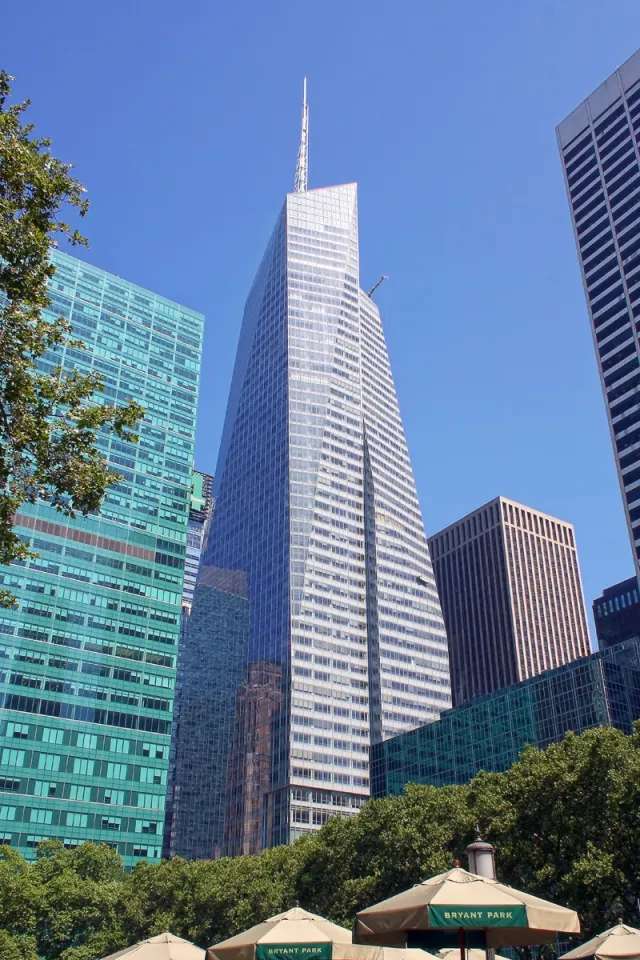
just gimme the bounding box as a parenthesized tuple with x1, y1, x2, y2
(371, 638, 640, 798)
(0, 251, 203, 867)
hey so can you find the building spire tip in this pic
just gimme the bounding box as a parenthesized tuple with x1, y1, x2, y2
(294, 78, 309, 193)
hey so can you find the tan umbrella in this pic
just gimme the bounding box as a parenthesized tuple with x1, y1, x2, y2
(207, 908, 440, 960)
(560, 922, 640, 960)
(207, 907, 352, 960)
(438, 950, 512, 960)
(101, 933, 205, 960)
(340, 949, 441, 960)
(354, 867, 580, 949)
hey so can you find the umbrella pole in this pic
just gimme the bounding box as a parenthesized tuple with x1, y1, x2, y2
(458, 927, 465, 960)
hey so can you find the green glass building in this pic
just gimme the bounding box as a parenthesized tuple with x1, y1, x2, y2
(0, 251, 204, 866)
(371, 638, 640, 798)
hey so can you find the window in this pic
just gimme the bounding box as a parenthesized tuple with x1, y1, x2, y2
(76, 733, 98, 750)
(66, 812, 88, 828)
(104, 790, 124, 805)
(69, 785, 91, 801)
(139, 767, 166, 785)
(42, 728, 64, 745)
(0, 806, 16, 821)
(135, 820, 158, 834)
(109, 738, 130, 754)
(34, 782, 57, 797)
(0, 779, 20, 792)
(73, 758, 94, 776)
(101, 817, 121, 830)
(1, 749, 25, 767)
(106, 763, 128, 780)
(6, 722, 29, 739)
(38, 754, 61, 772)
(30, 808, 53, 824)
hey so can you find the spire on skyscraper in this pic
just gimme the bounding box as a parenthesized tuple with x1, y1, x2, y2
(293, 77, 309, 193)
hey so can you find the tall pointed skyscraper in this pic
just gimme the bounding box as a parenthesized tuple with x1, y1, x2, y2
(174, 84, 451, 857)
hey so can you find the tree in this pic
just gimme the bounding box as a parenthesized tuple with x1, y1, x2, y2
(469, 724, 640, 938)
(0, 70, 143, 603)
(30, 842, 127, 960)
(1, 726, 640, 960)
(294, 784, 473, 925)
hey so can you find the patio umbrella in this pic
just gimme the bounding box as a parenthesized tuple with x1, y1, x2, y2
(438, 949, 512, 960)
(207, 907, 441, 960)
(101, 933, 205, 960)
(560, 921, 640, 960)
(353, 866, 580, 949)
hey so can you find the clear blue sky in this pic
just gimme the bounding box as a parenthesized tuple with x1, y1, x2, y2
(3, 0, 640, 642)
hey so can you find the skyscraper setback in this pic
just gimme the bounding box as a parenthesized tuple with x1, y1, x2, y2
(557, 47, 640, 578)
(175, 86, 451, 855)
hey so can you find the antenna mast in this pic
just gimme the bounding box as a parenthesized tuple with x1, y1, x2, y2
(294, 77, 309, 192)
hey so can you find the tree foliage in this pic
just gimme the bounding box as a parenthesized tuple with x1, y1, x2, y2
(0, 726, 639, 960)
(0, 70, 143, 603)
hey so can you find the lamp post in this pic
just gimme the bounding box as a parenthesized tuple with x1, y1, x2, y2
(465, 832, 496, 880)
(465, 831, 496, 960)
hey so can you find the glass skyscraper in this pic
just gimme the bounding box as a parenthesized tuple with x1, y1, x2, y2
(162, 467, 213, 858)
(371, 637, 640, 798)
(0, 250, 203, 867)
(557, 47, 640, 578)
(178, 112, 451, 854)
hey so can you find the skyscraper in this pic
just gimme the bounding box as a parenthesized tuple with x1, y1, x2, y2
(165, 566, 250, 860)
(162, 467, 213, 858)
(178, 83, 451, 854)
(0, 251, 203, 867)
(557, 47, 640, 578)
(593, 576, 640, 649)
(428, 497, 591, 706)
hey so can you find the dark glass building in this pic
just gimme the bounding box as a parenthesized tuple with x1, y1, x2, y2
(593, 576, 640, 648)
(371, 638, 640, 798)
(164, 566, 250, 859)
(162, 468, 214, 858)
(557, 47, 640, 578)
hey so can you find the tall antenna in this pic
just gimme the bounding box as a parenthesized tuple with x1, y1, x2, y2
(294, 77, 309, 193)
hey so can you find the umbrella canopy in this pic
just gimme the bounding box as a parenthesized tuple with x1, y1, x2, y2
(207, 908, 352, 960)
(338, 949, 440, 960)
(207, 908, 441, 960)
(353, 867, 580, 948)
(560, 922, 640, 960)
(102, 933, 205, 960)
(438, 950, 511, 960)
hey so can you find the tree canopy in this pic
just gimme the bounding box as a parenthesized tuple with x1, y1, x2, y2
(0, 70, 143, 604)
(0, 725, 638, 960)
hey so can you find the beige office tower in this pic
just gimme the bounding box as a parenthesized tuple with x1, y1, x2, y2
(429, 497, 591, 706)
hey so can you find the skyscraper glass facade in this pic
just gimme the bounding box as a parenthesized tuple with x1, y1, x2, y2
(557, 47, 640, 578)
(371, 638, 640, 798)
(165, 567, 249, 860)
(0, 250, 203, 867)
(163, 468, 213, 858)
(180, 182, 450, 856)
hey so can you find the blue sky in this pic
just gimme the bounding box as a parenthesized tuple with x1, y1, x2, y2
(3, 0, 640, 641)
